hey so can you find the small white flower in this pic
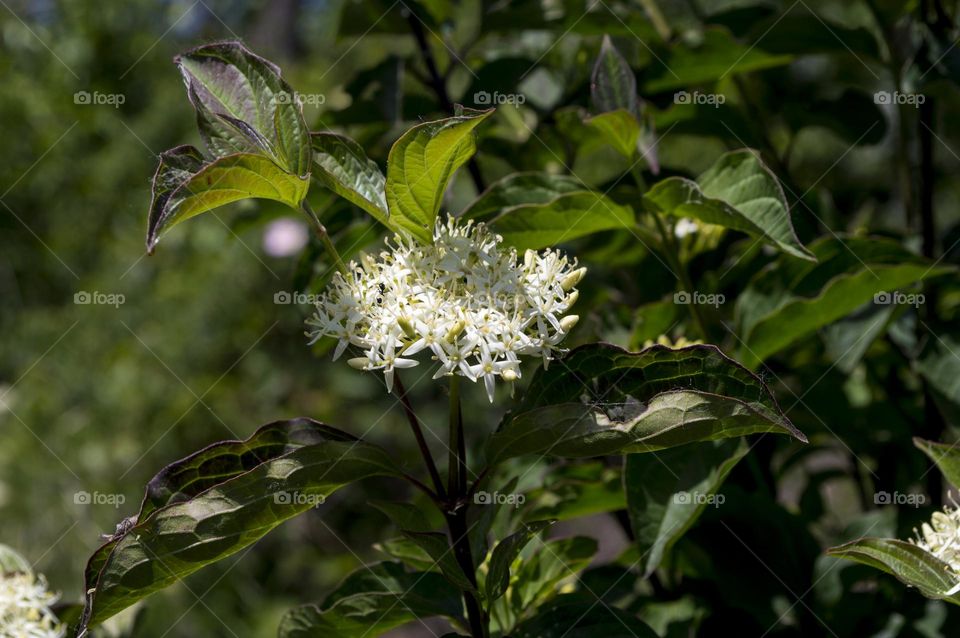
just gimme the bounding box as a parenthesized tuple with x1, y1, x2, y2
(911, 501, 960, 595)
(674, 218, 700, 238)
(306, 216, 584, 401)
(0, 552, 64, 638)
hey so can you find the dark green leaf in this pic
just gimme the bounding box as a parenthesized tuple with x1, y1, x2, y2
(643, 150, 814, 260)
(487, 344, 803, 464)
(585, 109, 641, 158)
(625, 438, 749, 576)
(176, 41, 311, 176)
(278, 562, 464, 638)
(486, 520, 554, 601)
(914, 437, 960, 490)
(827, 538, 960, 604)
(489, 191, 635, 250)
(591, 35, 638, 116)
(146, 150, 309, 252)
(401, 530, 477, 593)
(492, 537, 598, 632)
(736, 236, 952, 368)
(311, 132, 388, 225)
(462, 172, 583, 222)
(78, 420, 400, 631)
(385, 108, 494, 243)
(511, 596, 659, 638)
(643, 27, 791, 93)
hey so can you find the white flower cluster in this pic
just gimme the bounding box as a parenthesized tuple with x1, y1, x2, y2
(911, 502, 960, 595)
(306, 216, 584, 401)
(0, 571, 64, 638)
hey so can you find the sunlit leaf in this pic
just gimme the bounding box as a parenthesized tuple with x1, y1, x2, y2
(311, 132, 388, 225)
(489, 191, 635, 250)
(78, 420, 400, 631)
(385, 108, 494, 243)
(644, 150, 813, 260)
(146, 149, 309, 252)
(176, 41, 311, 176)
(462, 172, 583, 221)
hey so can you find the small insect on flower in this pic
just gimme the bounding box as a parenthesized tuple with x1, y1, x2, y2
(910, 501, 960, 595)
(0, 545, 65, 638)
(307, 216, 584, 401)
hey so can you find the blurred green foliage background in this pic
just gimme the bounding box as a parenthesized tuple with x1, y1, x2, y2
(3, 0, 960, 636)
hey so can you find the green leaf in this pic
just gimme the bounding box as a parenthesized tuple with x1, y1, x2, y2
(487, 344, 803, 465)
(643, 150, 813, 260)
(462, 172, 583, 222)
(311, 132, 388, 225)
(140, 417, 337, 520)
(625, 438, 749, 577)
(374, 536, 436, 572)
(585, 109, 641, 158)
(146, 149, 309, 252)
(401, 530, 477, 593)
(736, 236, 953, 368)
(591, 35, 638, 116)
(492, 536, 598, 632)
(78, 420, 400, 631)
(486, 520, 555, 601)
(175, 41, 311, 176)
(914, 437, 960, 489)
(916, 333, 960, 419)
(278, 562, 464, 638)
(643, 27, 791, 93)
(511, 596, 659, 638)
(827, 538, 960, 604)
(524, 462, 626, 522)
(489, 191, 636, 250)
(385, 108, 494, 243)
(370, 501, 476, 592)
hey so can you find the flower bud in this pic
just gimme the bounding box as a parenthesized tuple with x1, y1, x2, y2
(347, 357, 369, 370)
(397, 316, 417, 340)
(501, 368, 518, 382)
(561, 267, 587, 291)
(559, 315, 580, 332)
(564, 289, 580, 308)
(524, 249, 536, 270)
(445, 319, 466, 342)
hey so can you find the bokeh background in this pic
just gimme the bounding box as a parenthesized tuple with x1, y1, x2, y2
(3, 0, 960, 636)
